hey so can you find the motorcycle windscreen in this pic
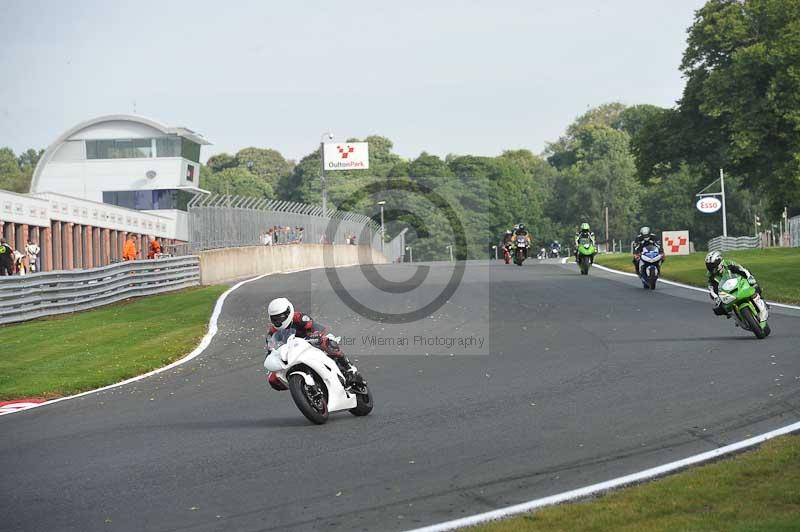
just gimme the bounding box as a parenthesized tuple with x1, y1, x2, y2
(267, 327, 297, 351)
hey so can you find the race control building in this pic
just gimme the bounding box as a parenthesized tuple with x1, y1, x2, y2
(1, 114, 211, 271)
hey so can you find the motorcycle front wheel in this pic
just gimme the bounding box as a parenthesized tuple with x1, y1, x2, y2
(349, 384, 374, 416)
(740, 307, 767, 340)
(289, 372, 329, 424)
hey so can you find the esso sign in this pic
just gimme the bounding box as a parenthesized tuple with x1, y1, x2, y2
(696, 197, 722, 213)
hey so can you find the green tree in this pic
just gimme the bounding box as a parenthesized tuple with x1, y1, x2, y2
(235, 147, 293, 189)
(201, 166, 274, 199)
(0, 147, 28, 193)
(666, 0, 800, 213)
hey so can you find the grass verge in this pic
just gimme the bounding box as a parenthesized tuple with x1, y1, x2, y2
(469, 434, 800, 532)
(594, 248, 800, 305)
(0, 285, 227, 400)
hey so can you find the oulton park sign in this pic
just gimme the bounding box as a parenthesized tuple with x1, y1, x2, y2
(323, 142, 369, 171)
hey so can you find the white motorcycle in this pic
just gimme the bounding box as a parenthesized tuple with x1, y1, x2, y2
(264, 329, 373, 424)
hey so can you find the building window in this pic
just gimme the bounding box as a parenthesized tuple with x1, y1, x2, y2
(181, 139, 201, 163)
(86, 139, 152, 159)
(103, 189, 195, 211)
(156, 137, 182, 157)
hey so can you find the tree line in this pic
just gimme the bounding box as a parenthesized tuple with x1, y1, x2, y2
(1, 0, 797, 260)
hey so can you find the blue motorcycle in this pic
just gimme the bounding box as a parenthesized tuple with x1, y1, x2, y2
(637, 243, 664, 290)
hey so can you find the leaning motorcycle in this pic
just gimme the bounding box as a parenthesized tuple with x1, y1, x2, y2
(264, 329, 373, 424)
(714, 273, 771, 339)
(638, 244, 664, 289)
(513, 235, 528, 266)
(576, 237, 595, 275)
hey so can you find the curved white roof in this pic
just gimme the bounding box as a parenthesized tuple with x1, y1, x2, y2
(30, 114, 211, 193)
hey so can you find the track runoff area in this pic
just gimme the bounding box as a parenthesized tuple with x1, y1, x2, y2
(1, 259, 798, 532)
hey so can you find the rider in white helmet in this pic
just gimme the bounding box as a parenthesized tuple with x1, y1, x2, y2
(632, 226, 661, 272)
(266, 297, 363, 389)
(705, 251, 764, 317)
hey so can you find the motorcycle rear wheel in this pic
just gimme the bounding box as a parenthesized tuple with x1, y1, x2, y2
(289, 372, 329, 424)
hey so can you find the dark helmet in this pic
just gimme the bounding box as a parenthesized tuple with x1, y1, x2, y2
(517, 224, 526, 232)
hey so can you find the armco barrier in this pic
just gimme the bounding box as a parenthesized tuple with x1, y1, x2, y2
(197, 244, 387, 285)
(707, 235, 760, 252)
(0, 256, 200, 325)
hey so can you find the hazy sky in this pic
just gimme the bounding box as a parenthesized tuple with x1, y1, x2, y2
(1, 0, 705, 163)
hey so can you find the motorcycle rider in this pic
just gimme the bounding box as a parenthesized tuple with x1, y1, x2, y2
(573, 223, 596, 263)
(500, 230, 513, 260)
(512, 224, 532, 256)
(705, 251, 766, 317)
(549, 240, 561, 258)
(266, 297, 363, 389)
(632, 226, 662, 273)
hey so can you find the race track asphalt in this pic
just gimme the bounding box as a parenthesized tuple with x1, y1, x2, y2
(1, 260, 799, 532)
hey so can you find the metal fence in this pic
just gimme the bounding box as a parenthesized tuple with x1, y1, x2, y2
(0, 256, 200, 325)
(384, 228, 407, 263)
(707, 235, 760, 252)
(791, 215, 800, 247)
(187, 194, 382, 252)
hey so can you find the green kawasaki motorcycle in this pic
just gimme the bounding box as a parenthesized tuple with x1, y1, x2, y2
(576, 237, 596, 275)
(715, 272, 771, 339)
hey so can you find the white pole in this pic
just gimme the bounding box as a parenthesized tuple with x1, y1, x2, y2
(320, 142, 326, 217)
(410, 247, 413, 263)
(720, 168, 728, 237)
(380, 203, 385, 254)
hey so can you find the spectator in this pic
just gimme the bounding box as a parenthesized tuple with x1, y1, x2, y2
(350, 234, 357, 245)
(286, 226, 295, 243)
(122, 235, 138, 261)
(297, 226, 304, 243)
(265, 228, 274, 246)
(25, 239, 40, 273)
(147, 236, 162, 259)
(0, 238, 14, 276)
(13, 249, 25, 275)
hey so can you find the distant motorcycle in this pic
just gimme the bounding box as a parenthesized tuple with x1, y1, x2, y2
(513, 235, 529, 266)
(549, 243, 561, 258)
(502, 244, 512, 264)
(637, 244, 664, 289)
(713, 273, 771, 339)
(264, 329, 373, 424)
(576, 237, 596, 275)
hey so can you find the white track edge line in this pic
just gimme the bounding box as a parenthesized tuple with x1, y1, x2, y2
(0, 263, 369, 418)
(405, 419, 800, 532)
(560, 257, 800, 310)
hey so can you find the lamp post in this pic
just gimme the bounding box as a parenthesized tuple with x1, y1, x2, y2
(377, 200, 386, 254)
(405, 245, 412, 263)
(446, 244, 454, 262)
(319, 132, 333, 217)
(492, 245, 498, 260)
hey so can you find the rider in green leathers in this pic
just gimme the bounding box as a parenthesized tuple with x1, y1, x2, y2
(704, 251, 765, 316)
(573, 222, 596, 263)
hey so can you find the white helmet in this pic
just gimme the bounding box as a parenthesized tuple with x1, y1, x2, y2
(640, 226, 651, 236)
(268, 297, 294, 330)
(705, 251, 723, 273)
